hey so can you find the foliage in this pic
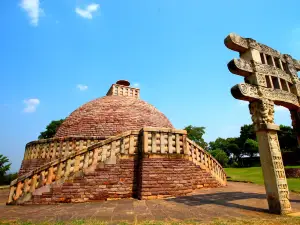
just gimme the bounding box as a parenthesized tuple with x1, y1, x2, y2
(243, 139, 259, 158)
(210, 149, 229, 167)
(278, 125, 298, 152)
(0, 172, 18, 185)
(208, 123, 299, 167)
(38, 119, 65, 139)
(0, 154, 11, 178)
(239, 124, 256, 146)
(209, 138, 229, 154)
(209, 137, 240, 157)
(184, 125, 208, 150)
(227, 143, 240, 159)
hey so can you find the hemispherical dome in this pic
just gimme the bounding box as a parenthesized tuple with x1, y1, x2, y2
(55, 95, 173, 138)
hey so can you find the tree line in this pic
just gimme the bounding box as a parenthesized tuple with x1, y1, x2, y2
(184, 124, 299, 167)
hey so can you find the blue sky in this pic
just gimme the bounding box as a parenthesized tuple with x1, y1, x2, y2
(1, 0, 300, 172)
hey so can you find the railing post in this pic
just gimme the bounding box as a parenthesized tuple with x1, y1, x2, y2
(46, 167, 54, 184)
(74, 156, 81, 173)
(30, 175, 38, 193)
(83, 152, 90, 169)
(7, 186, 16, 203)
(151, 131, 156, 153)
(129, 135, 135, 154)
(14, 182, 23, 200)
(37, 171, 45, 188)
(64, 160, 71, 178)
(23, 178, 30, 193)
(143, 130, 148, 153)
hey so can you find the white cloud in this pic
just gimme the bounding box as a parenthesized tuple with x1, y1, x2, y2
(133, 83, 140, 87)
(77, 84, 88, 91)
(75, 3, 100, 19)
(23, 98, 40, 113)
(20, 0, 43, 26)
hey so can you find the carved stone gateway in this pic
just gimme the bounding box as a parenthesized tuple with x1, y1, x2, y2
(225, 33, 300, 214)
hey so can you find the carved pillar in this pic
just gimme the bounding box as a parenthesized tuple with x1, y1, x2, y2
(290, 109, 300, 147)
(249, 99, 291, 214)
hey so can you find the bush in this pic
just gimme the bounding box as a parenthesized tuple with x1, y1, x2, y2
(210, 149, 229, 167)
(230, 161, 239, 168)
(0, 172, 18, 185)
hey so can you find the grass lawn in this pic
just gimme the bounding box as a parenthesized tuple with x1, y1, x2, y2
(224, 166, 300, 193)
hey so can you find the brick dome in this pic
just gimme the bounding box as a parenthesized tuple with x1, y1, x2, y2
(55, 95, 173, 138)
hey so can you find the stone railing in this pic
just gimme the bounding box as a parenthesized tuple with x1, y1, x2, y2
(8, 128, 226, 204)
(23, 136, 107, 160)
(142, 127, 187, 154)
(7, 131, 138, 204)
(187, 139, 227, 185)
(141, 127, 227, 186)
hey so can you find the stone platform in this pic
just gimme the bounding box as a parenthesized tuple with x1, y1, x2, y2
(1, 182, 300, 223)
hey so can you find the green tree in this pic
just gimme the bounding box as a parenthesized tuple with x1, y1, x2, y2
(0, 172, 17, 185)
(209, 137, 241, 157)
(0, 154, 11, 178)
(210, 149, 229, 167)
(278, 125, 297, 152)
(227, 142, 241, 160)
(38, 119, 65, 139)
(243, 139, 259, 158)
(239, 124, 256, 147)
(209, 138, 228, 152)
(184, 125, 208, 150)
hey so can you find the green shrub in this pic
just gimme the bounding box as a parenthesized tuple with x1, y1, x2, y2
(210, 149, 229, 167)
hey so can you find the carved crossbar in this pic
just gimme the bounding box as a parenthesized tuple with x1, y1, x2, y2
(225, 33, 300, 109)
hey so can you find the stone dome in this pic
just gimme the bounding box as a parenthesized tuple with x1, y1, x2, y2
(55, 95, 173, 138)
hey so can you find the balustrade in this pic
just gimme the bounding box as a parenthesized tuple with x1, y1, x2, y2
(8, 128, 226, 204)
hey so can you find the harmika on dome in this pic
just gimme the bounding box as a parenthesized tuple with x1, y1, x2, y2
(55, 81, 173, 138)
(8, 80, 226, 205)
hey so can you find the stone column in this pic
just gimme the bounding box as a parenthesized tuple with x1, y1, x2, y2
(290, 109, 300, 147)
(249, 99, 291, 214)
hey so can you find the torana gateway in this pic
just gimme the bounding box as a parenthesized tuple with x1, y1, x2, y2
(225, 33, 300, 214)
(7, 80, 226, 204)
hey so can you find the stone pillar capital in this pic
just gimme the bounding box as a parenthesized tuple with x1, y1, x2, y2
(249, 99, 277, 131)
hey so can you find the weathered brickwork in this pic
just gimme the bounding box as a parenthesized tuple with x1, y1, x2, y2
(19, 158, 49, 176)
(138, 156, 220, 199)
(55, 96, 173, 138)
(31, 158, 138, 204)
(29, 156, 220, 204)
(285, 168, 300, 178)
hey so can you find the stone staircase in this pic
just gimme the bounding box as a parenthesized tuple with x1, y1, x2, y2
(7, 128, 226, 205)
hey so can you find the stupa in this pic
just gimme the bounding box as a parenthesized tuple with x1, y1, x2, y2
(8, 80, 226, 204)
